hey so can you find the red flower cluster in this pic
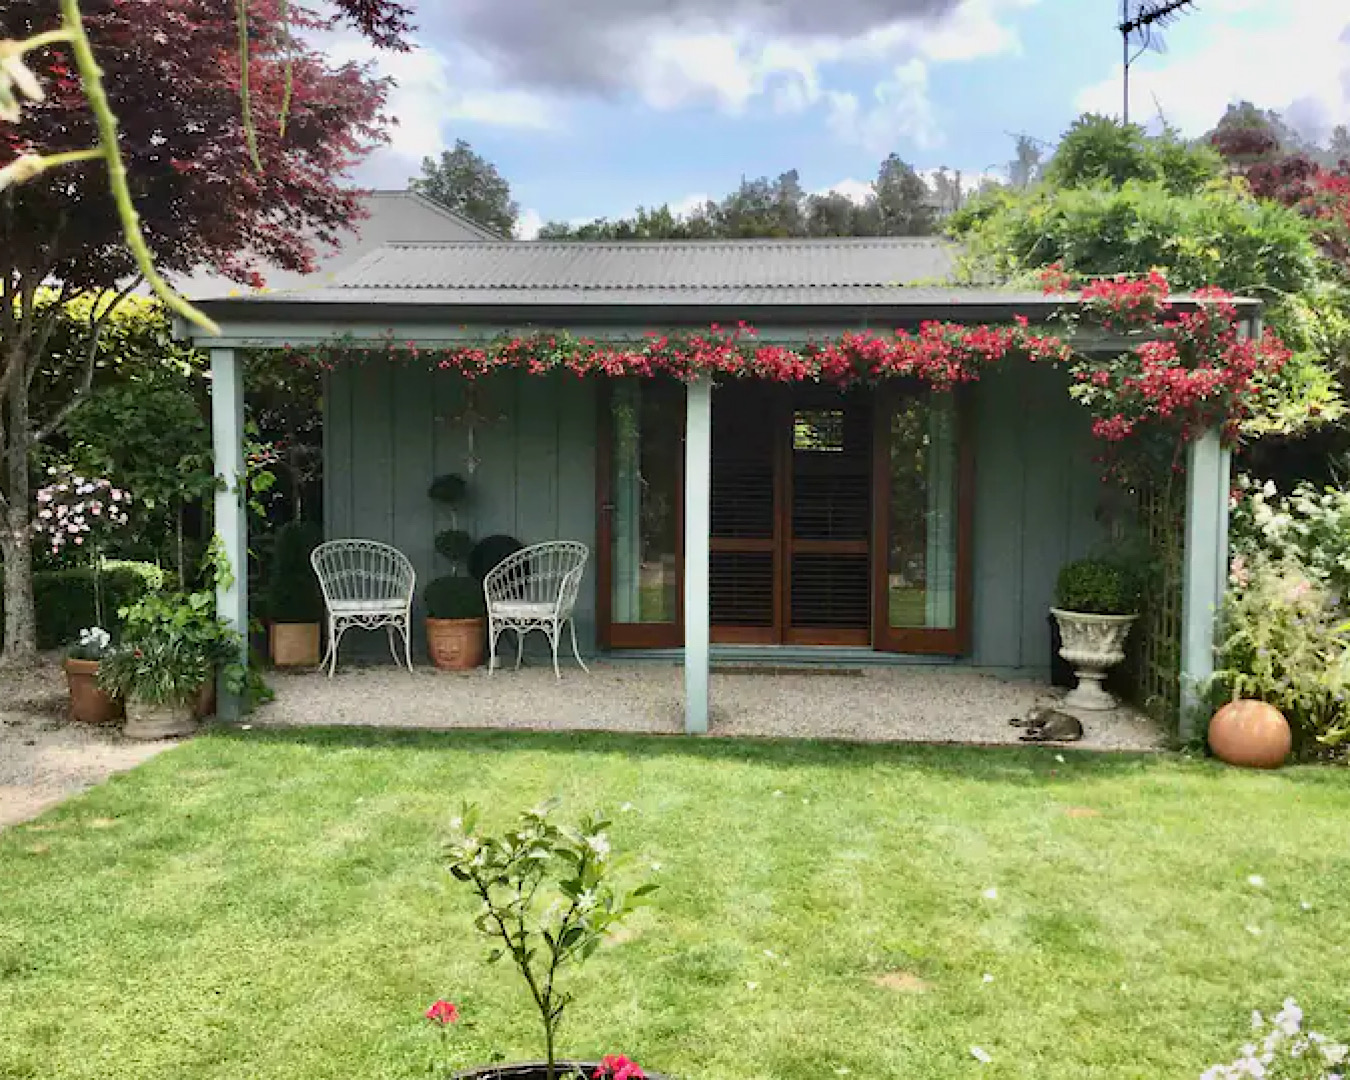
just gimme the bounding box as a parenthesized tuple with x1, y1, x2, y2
(425, 1000, 459, 1026)
(1079, 269, 1170, 330)
(593, 1055, 645, 1080)
(300, 319, 1073, 389)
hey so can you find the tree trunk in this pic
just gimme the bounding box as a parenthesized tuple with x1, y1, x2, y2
(1, 382, 36, 661)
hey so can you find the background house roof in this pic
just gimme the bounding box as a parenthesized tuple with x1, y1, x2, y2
(175, 191, 502, 301)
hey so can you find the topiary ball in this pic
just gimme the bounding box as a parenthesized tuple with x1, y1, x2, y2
(469, 535, 523, 582)
(435, 528, 474, 564)
(423, 575, 486, 620)
(428, 473, 469, 506)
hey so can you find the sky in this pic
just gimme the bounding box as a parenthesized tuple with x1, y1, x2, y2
(335, 0, 1350, 237)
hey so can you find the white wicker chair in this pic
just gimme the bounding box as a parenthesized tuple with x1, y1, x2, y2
(484, 541, 591, 679)
(311, 539, 416, 677)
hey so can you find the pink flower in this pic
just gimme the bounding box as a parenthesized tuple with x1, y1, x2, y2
(594, 1055, 645, 1080)
(424, 1000, 459, 1026)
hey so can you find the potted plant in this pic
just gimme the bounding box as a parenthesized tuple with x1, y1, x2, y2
(98, 635, 211, 739)
(1050, 558, 1141, 711)
(266, 520, 324, 667)
(430, 801, 663, 1080)
(63, 626, 124, 725)
(425, 575, 487, 670)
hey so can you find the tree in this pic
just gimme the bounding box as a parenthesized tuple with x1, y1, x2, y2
(1045, 114, 1221, 194)
(1008, 135, 1045, 190)
(412, 140, 519, 237)
(539, 154, 938, 240)
(873, 154, 935, 235)
(0, 0, 390, 661)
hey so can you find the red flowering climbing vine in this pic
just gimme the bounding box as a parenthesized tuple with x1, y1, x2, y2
(283, 269, 1289, 450)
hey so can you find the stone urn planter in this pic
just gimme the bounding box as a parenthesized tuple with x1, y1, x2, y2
(426, 616, 486, 670)
(64, 658, 124, 724)
(1208, 699, 1292, 769)
(123, 697, 200, 740)
(1050, 609, 1137, 711)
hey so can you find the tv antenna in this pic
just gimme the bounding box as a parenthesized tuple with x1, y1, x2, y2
(1118, 0, 1197, 124)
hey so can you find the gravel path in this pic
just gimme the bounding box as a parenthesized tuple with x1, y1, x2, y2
(258, 661, 1166, 751)
(0, 655, 173, 829)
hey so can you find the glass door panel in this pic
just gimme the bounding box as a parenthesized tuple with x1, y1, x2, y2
(873, 390, 969, 654)
(604, 379, 683, 646)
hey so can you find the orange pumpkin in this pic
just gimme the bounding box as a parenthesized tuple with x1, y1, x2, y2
(1208, 700, 1292, 769)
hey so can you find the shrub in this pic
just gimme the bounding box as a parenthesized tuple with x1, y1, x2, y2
(0, 561, 163, 649)
(444, 801, 656, 1080)
(1201, 999, 1347, 1079)
(427, 473, 469, 506)
(424, 575, 485, 620)
(469, 534, 523, 582)
(1054, 559, 1142, 614)
(1230, 477, 1350, 601)
(1210, 555, 1350, 757)
(434, 528, 474, 565)
(98, 636, 210, 706)
(266, 521, 324, 623)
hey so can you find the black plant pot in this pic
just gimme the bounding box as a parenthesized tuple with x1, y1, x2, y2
(453, 1064, 668, 1080)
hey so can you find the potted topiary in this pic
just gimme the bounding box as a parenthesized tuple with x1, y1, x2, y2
(64, 626, 124, 725)
(267, 520, 325, 667)
(425, 575, 487, 670)
(428, 801, 663, 1080)
(98, 635, 211, 739)
(1050, 558, 1141, 711)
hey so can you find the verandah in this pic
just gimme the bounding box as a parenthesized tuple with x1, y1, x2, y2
(190, 274, 1283, 735)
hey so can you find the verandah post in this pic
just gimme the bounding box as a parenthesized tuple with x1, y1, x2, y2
(684, 378, 712, 734)
(211, 347, 249, 720)
(1179, 427, 1231, 740)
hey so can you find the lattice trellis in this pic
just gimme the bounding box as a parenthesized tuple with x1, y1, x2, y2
(1130, 477, 1186, 729)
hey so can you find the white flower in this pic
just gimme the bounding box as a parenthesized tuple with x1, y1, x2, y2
(648, 860, 662, 872)
(586, 833, 611, 860)
(1247, 875, 1265, 888)
(745, 981, 759, 991)
(983, 887, 998, 900)
(1246, 924, 1262, 936)
(1299, 901, 1312, 911)
(772, 790, 785, 798)
(1054, 754, 1065, 763)
(982, 973, 994, 984)
(1274, 1000, 1303, 1036)
(619, 802, 635, 813)
(970, 1047, 993, 1064)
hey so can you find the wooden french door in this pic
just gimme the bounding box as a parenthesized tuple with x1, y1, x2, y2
(709, 384, 873, 645)
(597, 379, 971, 655)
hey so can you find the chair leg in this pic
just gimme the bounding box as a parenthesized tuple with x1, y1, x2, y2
(514, 629, 526, 672)
(568, 618, 590, 674)
(402, 617, 414, 673)
(550, 623, 562, 680)
(328, 623, 346, 678)
(386, 625, 400, 666)
(487, 620, 499, 677)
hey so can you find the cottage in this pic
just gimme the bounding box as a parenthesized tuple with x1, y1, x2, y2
(178, 237, 1241, 735)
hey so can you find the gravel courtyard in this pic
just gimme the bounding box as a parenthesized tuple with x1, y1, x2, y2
(257, 660, 1166, 751)
(0, 655, 173, 829)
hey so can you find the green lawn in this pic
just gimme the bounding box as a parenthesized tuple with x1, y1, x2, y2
(2, 729, 1348, 1080)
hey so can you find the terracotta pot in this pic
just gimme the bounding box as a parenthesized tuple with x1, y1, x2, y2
(1208, 699, 1292, 769)
(194, 677, 217, 720)
(123, 698, 200, 740)
(426, 616, 485, 670)
(1050, 609, 1137, 711)
(270, 621, 321, 667)
(63, 658, 124, 725)
(454, 1064, 667, 1080)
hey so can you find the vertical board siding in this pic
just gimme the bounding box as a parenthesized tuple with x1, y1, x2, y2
(971, 361, 1105, 673)
(972, 368, 1026, 669)
(326, 368, 599, 658)
(324, 368, 355, 539)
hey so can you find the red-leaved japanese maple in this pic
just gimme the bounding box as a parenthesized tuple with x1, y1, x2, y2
(0, 0, 396, 660)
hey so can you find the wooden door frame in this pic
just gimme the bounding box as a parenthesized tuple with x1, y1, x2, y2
(870, 384, 975, 656)
(596, 379, 685, 650)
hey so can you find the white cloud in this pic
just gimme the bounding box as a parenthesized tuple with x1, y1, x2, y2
(668, 192, 713, 216)
(1075, 2, 1350, 137)
(329, 35, 559, 169)
(827, 59, 940, 153)
(815, 178, 874, 203)
(516, 208, 544, 240)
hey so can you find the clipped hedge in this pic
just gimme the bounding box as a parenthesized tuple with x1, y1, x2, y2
(0, 561, 164, 649)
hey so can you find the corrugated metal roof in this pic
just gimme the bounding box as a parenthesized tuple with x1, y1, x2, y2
(337, 238, 956, 291)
